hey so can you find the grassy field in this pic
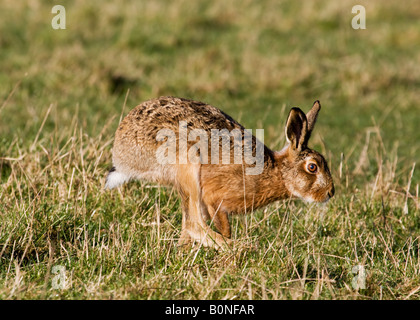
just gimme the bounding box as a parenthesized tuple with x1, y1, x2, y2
(0, 0, 419, 299)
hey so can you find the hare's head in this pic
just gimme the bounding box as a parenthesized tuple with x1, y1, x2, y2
(280, 101, 334, 203)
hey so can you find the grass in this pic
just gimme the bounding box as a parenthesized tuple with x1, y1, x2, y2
(0, 0, 419, 299)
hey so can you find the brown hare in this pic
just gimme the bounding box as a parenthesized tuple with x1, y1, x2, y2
(106, 96, 334, 249)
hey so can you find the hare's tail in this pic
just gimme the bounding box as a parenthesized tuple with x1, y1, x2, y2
(105, 166, 129, 189)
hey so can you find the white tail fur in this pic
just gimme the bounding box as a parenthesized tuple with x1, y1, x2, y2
(105, 168, 129, 189)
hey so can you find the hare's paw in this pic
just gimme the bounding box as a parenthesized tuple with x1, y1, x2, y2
(186, 224, 232, 251)
(177, 229, 193, 247)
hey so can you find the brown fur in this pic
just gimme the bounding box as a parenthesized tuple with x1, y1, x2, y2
(106, 96, 334, 249)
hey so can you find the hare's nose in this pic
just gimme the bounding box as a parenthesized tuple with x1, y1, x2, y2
(328, 185, 335, 198)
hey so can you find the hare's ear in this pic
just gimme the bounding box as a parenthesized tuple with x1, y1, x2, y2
(306, 100, 321, 138)
(285, 107, 308, 151)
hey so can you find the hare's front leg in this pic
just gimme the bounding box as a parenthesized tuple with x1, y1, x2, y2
(177, 191, 192, 246)
(207, 205, 231, 239)
(176, 164, 230, 249)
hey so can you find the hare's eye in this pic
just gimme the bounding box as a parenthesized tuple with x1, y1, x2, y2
(307, 163, 317, 173)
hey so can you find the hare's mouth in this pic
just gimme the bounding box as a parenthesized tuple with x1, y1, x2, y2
(313, 186, 335, 204)
(321, 196, 331, 204)
(302, 193, 332, 204)
(321, 191, 334, 203)
(324, 187, 335, 202)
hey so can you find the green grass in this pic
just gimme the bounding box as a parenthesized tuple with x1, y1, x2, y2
(0, 0, 419, 299)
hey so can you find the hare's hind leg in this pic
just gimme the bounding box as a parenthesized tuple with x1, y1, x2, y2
(176, 164, 231, 249)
